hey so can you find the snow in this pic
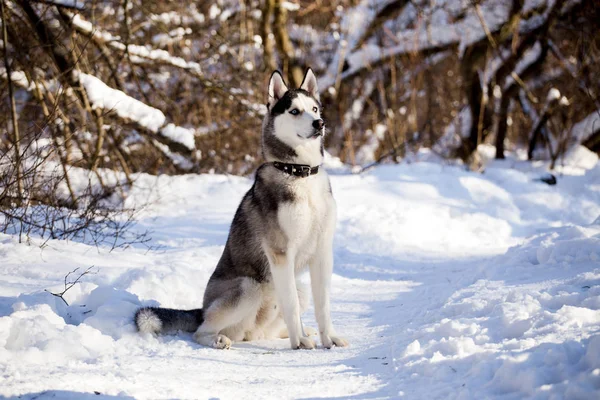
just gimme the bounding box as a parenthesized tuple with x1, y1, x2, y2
(79, 74, 196, 151)
(0, 69, 32, 90)
(1, 151, 600, 398)
(152, 27, 192, 48)
(433, 106, 472, 157)
(322, 0, 379, 86)
(48, 0, 84, 9)
(571, 111, 600, 142)
(561, 145, 599, 170)
(321, 0, 566, 90)
(80, 73, 165, 133)
(149, 7, 205, 26)
(209, 4, 221, 20)
(160, 124, 195, 151)
(126, 45, 202, 73)
(151, 141, 195, 170)
(505, 42, 542, 89)
(547, 87, 562, 102)
(355, 123, 386, 165)
(71, 14, 202, 74)
(281, 2, 300, 12)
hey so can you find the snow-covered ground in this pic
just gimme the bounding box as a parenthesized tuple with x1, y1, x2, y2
(1, 147, 600, 399)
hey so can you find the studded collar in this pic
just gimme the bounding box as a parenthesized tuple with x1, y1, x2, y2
(272, 161, 319, 178)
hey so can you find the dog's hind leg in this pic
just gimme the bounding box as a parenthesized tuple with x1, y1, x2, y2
(193, 277, 261, 349)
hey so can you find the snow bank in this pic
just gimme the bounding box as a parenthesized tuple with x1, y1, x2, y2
(0, 299, 115, 365)
(562, 145, 599, 171)
(393, 224, 600, 398)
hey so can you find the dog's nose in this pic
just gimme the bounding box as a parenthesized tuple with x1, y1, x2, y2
(312, 119, 324, 129)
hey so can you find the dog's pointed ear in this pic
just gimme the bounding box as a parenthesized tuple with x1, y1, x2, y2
(300, 68, 319, 102)
(268, 71, 288, 106)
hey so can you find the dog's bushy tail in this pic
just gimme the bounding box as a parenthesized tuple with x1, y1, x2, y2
(135, 307, 204, 335)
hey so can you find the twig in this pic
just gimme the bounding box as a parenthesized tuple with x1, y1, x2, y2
(45, 266, 98, 306)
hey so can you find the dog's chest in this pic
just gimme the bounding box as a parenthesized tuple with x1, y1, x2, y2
(277, 174, 335, 258)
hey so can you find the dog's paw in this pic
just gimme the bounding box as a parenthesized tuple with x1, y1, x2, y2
(213, 334, 232, 350)
(331, 336, 349, 347)
(303, 326, 318, 336)
(292, 336, 315, 350)
(322, 335, 349, 349)
(244, 329, 265, 341)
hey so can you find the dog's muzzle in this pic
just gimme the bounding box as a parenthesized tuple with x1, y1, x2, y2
(308, 119, 324, 139)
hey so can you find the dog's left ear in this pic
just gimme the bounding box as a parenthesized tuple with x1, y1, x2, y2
(300, 68, 319, 102)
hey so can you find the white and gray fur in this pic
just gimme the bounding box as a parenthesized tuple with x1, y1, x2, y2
(135, 69, 348, 350)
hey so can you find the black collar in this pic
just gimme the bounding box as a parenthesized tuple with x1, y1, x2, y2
(272, 161, 319, 178)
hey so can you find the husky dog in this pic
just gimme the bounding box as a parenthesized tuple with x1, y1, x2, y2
(135, 69, 348, 350)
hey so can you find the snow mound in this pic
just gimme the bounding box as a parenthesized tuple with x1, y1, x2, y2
(0, 284, 142, 369)
(562, 145, 599, 171)
(0, 302, 115, 364)
(395, 223, 600, 398)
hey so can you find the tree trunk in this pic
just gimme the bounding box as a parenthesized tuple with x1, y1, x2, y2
(1, 0, 24, 204)
(261, 0, 277, 72)
(273, 0, 303, 87)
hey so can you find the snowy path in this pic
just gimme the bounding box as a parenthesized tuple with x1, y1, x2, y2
(1, 150, 600, 399)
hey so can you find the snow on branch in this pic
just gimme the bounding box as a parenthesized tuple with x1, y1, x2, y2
(68, 13, 202, 74)
(80, 74, 164, 133)
(322, 0, 405, 91)
(30, 0, 85, 10)
(79, 73, 196, 152)
(1, 67, 196, 168)
(571, 111, 600, 143)
(62, 11, 262, 120)
(321, 0, 507, 90)
(321, 0, 568, 91)
(0, 68, 36, 90)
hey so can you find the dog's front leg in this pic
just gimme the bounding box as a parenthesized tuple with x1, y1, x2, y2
(267, 249, 315, 350)
(309, 245, 349, 349)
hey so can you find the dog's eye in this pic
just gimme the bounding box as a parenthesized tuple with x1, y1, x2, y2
(312, 106, 318, 113)
(289, 109, 300, 115)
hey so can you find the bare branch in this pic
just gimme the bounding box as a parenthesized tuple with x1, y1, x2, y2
(45, 266, 97, 307)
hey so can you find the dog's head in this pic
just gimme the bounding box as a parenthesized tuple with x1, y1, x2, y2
(262, 68, 324, 166)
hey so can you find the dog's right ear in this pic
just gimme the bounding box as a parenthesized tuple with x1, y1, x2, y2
(268, 71, 288, 107)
